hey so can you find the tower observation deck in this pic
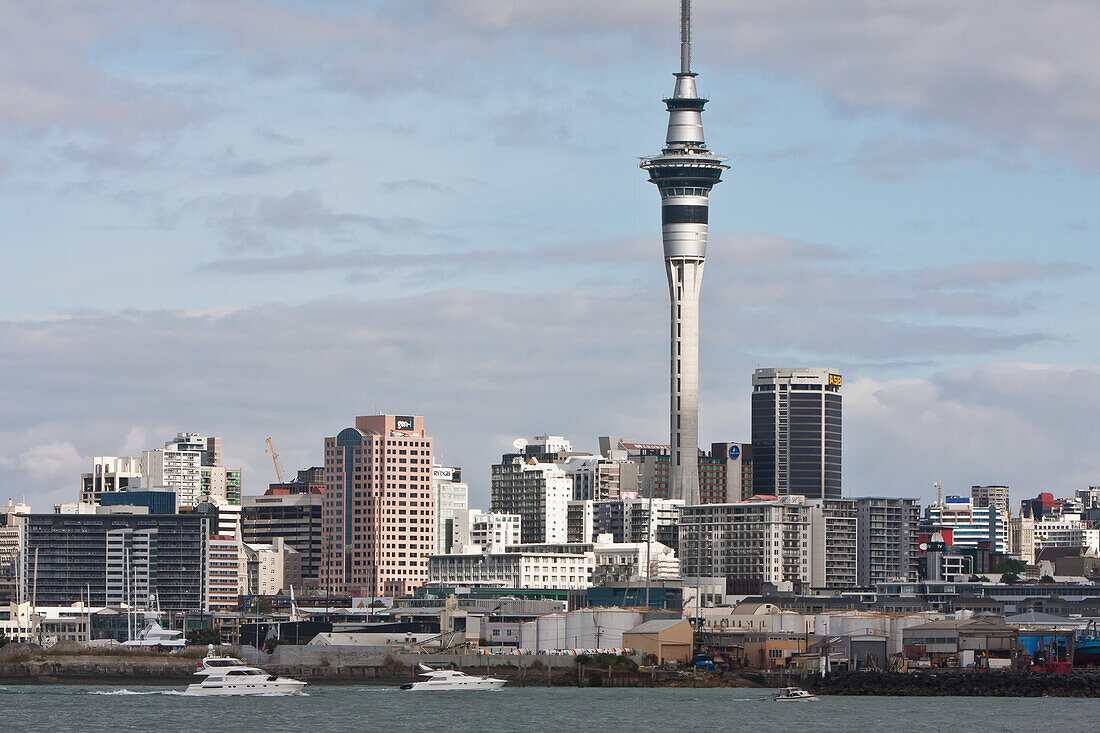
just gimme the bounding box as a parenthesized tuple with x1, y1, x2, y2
(640, 0, 728, 505)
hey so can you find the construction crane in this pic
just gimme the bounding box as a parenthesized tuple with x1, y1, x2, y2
(265, 437, 285, 484)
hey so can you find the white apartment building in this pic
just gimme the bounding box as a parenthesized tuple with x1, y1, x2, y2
(450, 509, 521, 554)
(807, 498, 857, 588)
(0, 500, 30, 576)
(80, 456, 143, 504)
(432, 464, 469, 554)
(428, 542, 595, 590)
(679, 496, 811, 587)
(561, 455, 623, 501)
(142, 433, 225, 509)
(855, 497, 920, 585)
(490, 456, 572, 544)
(592, 533, 680, 581)
(244, 537, 302, 595)
(1033, 515, 1100, 561)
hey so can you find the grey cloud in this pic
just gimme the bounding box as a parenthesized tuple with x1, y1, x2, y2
(433, 0, 1100, 169)
(0, 296, 1090, 511)
(845, 364, 1100, 499)
(382, 179, 454, 194)
(211, 148, 331, 177)
(199, 190, 427, 254)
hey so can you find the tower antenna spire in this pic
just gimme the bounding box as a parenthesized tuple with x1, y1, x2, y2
(680, 0, 692, 74)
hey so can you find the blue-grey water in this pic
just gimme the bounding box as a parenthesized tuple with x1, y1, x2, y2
(3, 685, 1097, 732)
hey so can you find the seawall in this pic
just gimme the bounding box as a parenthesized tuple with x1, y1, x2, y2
(807, 670, 1100, 697)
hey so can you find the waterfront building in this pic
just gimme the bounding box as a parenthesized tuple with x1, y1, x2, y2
(19, 513, 209, 611)
(567, 497, 684, 545)
(751, 367, 842, 500)
(618, 440, 751, 503)
(320, 414, 436, 597)
(0, 501, 31, 579)
(79, 456, 143, 504)
(243, 537, 302, 595)
(807, 499, 857, 588)
(1031, 515, 1100, 560)
(450, 509, 521, 554)
(200, 465, 242, 506)
(925, 496, 1008, 553)
(678, 495, 853, 590)
(855, 497, 921, 585)
(561, 455, 624, 501)
(490, 455, 571, 544)
(591, 533, 680, 582)
(141, 432, 236, 510)
(679, 496, 811, 588)
(267, 466, 324, 494)
(971, 485, 1011, 515)
(428, 542, 595, 590)
(431, 463, 469, 555)
(207, 533, 241, 610)
(639, 0, 727, 505)
(99, 490, 177, 515)
(242, 489, 323, 584)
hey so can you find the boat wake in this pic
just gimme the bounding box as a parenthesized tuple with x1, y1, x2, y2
(89, 689, 188, 696)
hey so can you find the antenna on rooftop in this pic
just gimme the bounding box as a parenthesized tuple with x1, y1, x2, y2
(934, 480, 943, 505)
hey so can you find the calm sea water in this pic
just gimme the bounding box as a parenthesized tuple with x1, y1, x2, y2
(2, 685, 1097, 733)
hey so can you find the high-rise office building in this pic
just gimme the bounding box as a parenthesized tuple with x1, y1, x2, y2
(242, 491, 323, 584)
(751, 368, 842, 500)
(490, 456, 571, 544)
(19, 513, 209, 611)
(971, 485, 1011, 515)
(431, 464, 469, 555)
(640, 0, 727, 504)
(320, 415, 435, 597)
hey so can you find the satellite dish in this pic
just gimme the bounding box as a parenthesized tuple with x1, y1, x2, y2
(512, 438, 528, 451)
(919, 543, 929, 551)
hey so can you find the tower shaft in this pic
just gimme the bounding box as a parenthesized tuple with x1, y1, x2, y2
(667, 258, 703, 503)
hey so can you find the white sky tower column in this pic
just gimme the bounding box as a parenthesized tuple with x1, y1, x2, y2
(641, 0, 728, 505)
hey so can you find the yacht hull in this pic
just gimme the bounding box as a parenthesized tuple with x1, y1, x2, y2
(184, 679, 306, 696)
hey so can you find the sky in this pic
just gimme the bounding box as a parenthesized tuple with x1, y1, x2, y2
(3, 0, 1100, 511)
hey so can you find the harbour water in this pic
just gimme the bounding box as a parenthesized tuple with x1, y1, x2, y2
(3, 685, 1098, 732)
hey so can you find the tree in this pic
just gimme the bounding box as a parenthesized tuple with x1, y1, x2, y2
(1040, 575, 1056, 583)
(0, 630, 9, 648)
(186, 627, 222, 646)
(994, 558, 1027, 575)
(1001, 572, 1020, 584)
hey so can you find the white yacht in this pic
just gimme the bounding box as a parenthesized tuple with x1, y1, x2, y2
(184, 649, 306, 696)
(399, 665, 506, 691)
(773, 686, 816, 701)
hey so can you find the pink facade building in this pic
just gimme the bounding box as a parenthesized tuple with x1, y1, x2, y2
(321, 415, 435, 597)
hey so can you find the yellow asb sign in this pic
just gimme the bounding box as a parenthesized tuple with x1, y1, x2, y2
(829, 374, 842, 387)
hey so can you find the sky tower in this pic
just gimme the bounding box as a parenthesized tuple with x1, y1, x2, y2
(641, 0, 728, 505)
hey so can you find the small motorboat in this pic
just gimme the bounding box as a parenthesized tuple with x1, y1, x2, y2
(399, 664, 506, 691)
(773, 686, 816, 701)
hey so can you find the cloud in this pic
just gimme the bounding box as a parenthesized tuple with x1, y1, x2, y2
(19, 441, 87, 486)
(197, 190, 426, 253)
(846, 364, 1100, 501)
(0, 287, 1081, 510)
(430, 0, 1100, 168)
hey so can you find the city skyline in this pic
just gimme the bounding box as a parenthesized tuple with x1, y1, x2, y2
(4, 2, 1100, 510)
